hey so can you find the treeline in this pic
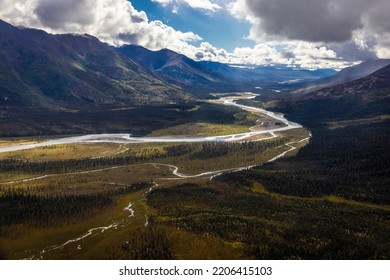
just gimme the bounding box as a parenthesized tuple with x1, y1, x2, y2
(0, 189, 113, 231)
(2, 101, 240, 137)
(189, 139, 285, 160)
(162, 214, 270, 244)
(0, 139, 284, 174)
(214, 93, 390, 204)
(114, 181, 154, 195)
(0, 151, 166, 174)
(105, 226, 173, 260)
(146, 183, 390, 259)
(216, 120, 390, 204)
(164, 144, 196, 157)
(0, 181, 153, 235)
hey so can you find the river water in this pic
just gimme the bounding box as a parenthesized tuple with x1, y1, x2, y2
(0, 94, 302, 153)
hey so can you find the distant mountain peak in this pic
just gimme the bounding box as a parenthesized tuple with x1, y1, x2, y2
(115, 44, 236, 94)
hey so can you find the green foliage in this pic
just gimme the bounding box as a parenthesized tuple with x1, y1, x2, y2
(0, 138, 285, 174)
(228, 115, 390, 204)
(114, 181, 154, 195)
(234, 112, 258, 126)
(163, 144, 196, 157)
(0, 189, 113, 231)
(190, 142, 229, 159)
(190, 140, 284, 160)
(106, 227, 173, 260)
(215, 88, 390, 204)
(147, 183, 390, 259)
(1, 101, 240, 137)
(0, 150, 165, 173)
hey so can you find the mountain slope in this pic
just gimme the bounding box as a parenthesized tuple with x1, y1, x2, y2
(0, 20, 189, 110)
(301, 64, 390, 103)
(223, 63, 390, 212)
(117, 45, 337, 93)
(271, 64, 390, 131)
(294, 59, 390, 94)
(116, 45, 242, 94)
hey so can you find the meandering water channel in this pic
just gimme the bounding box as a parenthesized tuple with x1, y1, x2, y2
(0, 94, 302, 153)
(3, 93, 309, 259)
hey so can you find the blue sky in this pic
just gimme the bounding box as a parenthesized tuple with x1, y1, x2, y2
(131, 0, 253, 52)
(0, 0, 389, 69)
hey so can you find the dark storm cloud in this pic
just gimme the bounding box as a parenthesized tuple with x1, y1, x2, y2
(35, 0, 94, 29)
(244, 0, 386, 43)
(330, 41, 378, 61)
(366, 1, 390, 33)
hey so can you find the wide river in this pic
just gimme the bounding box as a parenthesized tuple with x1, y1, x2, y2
(0, 94, 302, 153)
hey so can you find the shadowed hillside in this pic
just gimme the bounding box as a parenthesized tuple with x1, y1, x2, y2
(0, 20, 189, 110)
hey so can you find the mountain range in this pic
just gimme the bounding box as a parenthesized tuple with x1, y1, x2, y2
(116, 45, 240, 94)
(200, 61, 336, 86)
(0, 18, 389, 114)
(116, 45, 336, 93)
(0, 19, 188, 110)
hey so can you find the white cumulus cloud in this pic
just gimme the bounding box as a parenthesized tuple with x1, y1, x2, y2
(151, 0, 222, 12)
(228, 0, 390, 62)
(1, 0, 386, 69)
(0, 0, 202, 51)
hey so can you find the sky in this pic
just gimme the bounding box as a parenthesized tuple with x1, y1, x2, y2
(0, 0, 389, 69)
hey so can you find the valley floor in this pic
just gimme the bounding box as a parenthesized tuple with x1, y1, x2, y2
(0, 93, 388, 260)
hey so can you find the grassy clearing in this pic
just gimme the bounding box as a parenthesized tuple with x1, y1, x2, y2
(0, 135, 77, 147)
(0, 143, 125, 161)
(148, 122, 250, 137)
